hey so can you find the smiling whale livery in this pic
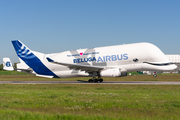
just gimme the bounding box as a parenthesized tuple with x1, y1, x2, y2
(12, 40, 177, 82)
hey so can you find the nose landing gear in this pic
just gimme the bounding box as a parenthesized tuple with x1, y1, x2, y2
(153, 72, 157, 77)
(153, 74, 157, 77)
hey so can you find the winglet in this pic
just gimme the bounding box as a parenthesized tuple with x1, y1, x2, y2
(46, 57, 54, 62)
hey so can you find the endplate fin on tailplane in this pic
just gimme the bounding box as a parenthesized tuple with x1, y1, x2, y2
(46, 57, 104, 72)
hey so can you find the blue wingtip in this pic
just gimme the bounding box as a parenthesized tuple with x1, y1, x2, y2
(46, 57, 54, 62)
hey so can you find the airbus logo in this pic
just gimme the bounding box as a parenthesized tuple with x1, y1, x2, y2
(73, 54, 128, 63)
(13, 40, 36, 59)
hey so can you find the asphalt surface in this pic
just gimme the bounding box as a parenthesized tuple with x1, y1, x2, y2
(0, 81, 180, 84)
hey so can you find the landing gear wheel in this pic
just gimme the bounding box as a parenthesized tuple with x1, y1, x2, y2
(99, 78, 103, 82)
(88, 79, 93, 83)
(153, 74, 157, 77)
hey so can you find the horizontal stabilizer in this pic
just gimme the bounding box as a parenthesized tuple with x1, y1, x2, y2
(36, 74, 54, 78)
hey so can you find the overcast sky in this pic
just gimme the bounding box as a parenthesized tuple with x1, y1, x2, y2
(0, 0, 180, 63)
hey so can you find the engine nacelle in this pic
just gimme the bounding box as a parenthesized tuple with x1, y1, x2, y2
(100, 68, 127, 77)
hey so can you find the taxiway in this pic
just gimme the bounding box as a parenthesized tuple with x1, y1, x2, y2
(0, 81, 180, 85)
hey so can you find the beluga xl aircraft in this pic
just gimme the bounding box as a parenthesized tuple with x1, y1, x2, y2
(12, 40, 177, 82)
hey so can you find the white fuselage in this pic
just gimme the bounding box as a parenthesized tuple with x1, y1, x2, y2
(30, 42, 176, 78)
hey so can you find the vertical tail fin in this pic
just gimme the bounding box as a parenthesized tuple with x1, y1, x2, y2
(3, 58, 14, 71)
(11, 40, 58, 77)
(12, 40, 36, 60)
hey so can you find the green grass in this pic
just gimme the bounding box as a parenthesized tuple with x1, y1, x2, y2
(0, 71, 180, 119)
(0, 84, 180, 119)
(0, 71, 29, 75)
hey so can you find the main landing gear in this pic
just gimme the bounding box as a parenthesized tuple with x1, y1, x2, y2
(88, 72, 103, 83)
(88, 78, 103, 83)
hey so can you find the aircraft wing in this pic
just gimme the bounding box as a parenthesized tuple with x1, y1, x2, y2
(46, 57, 105, 72)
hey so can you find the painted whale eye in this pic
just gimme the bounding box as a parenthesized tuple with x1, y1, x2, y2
(133, 58, 139, 62)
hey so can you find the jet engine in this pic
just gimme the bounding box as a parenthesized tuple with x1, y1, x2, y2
(100, 68, 127, 77)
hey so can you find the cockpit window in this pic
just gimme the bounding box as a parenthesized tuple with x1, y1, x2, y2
(133, 58, 139, 62)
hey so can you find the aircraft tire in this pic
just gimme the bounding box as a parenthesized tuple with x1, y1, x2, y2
(88, 79, 93, 83)
(99, 79, 103, 82)
(153, 74, 157, 77)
